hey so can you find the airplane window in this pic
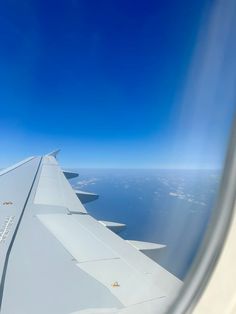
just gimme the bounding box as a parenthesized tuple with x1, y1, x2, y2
(0, 0, 235, 313)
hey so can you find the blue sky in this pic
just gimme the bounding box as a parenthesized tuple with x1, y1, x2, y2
(0, 0, 235, 168)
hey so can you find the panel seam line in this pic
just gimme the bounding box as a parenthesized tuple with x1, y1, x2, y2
(0, 157, 43, 311)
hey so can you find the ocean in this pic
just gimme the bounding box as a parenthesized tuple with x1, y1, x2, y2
(70, 169, 220, 280)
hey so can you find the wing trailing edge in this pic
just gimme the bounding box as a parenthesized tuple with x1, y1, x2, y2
(75, 190, 99, 203)
(126, 240, 166, 251)
(99, 220, 126, 233)
(63, 171, 79, 179)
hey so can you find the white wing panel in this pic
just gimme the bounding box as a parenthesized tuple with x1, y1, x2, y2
(37, 214, 118, 262)
(0, 153, 182, 314)
(126, 240, 166, 251)
(34, 156, 86, 213)
(78, 258, 165, 307)
(37, 211, 182, 309)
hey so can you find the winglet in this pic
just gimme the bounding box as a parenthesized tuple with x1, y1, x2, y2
(46, 149, 61, 158)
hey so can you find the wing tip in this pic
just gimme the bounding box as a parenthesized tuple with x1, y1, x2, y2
(46, 149, 61, 158)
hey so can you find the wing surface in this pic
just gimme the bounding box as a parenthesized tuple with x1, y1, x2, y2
(0, 154, 182, 314)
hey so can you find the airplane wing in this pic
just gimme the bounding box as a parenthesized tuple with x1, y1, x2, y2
(0, 153, 182, 314)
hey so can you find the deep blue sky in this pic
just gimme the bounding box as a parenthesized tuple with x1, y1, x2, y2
(0, 0, 235, 168)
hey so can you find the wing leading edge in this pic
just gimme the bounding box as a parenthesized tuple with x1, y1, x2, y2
(0, 153, 182, 314)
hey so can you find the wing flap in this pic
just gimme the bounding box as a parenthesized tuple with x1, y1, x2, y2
(37, 212, 182, 308)
(75, 190, 99, 204)
(126, 240, 166, 251)
(63, 171, 79, 179)
(99, 221, 126, 233)
(77, 258, 165, 307)
(37, 214, 118, 262)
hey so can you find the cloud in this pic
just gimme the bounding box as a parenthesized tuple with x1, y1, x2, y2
(75, 178, 99, 188)
(169, 191, 206, 206)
